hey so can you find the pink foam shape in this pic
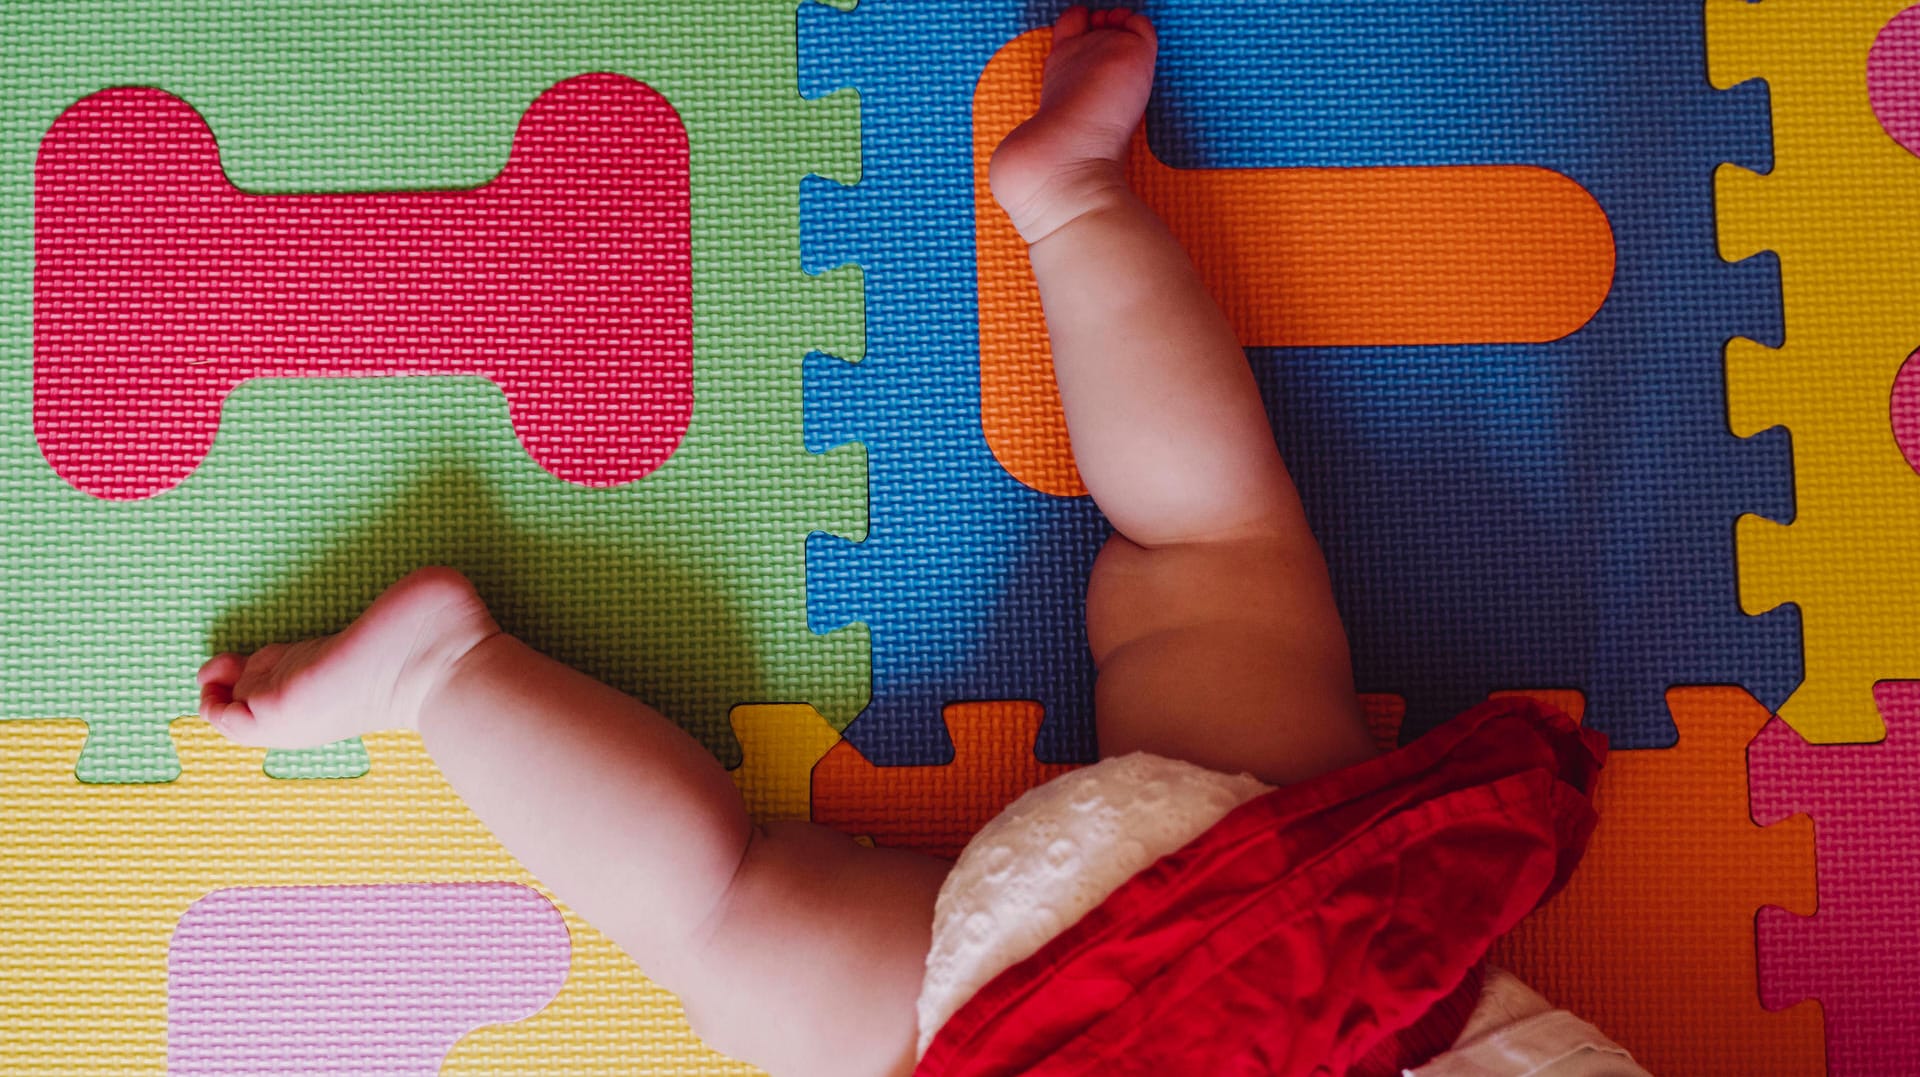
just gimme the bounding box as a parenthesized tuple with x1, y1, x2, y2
(1749, 683, 1920, 1076)
(1871, 6, 1920, 158)
(33, 73, 691, 500)
(167, 882, 570, 1075)
(1890, 348, 1920, 475)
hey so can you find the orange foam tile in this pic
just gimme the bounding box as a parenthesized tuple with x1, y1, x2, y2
(974, 30, 1616, 496)
(810, 701, 1081, 859)
(1358, 693, 1406, 753)
(1487, 687, 1824, 1076)
(1486, 687, 1589, 725)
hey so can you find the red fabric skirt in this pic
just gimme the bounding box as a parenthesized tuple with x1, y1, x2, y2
(913, 696, 1607, 1077)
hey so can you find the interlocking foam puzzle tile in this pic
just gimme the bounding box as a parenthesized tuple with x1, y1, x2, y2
(974, 29, 1617, 496)
(729, 703, 843, 824)
(749, 696, 1396, 867)
(1711, 0, 1920, 743)
(787, 693, 1399, 855)
(812, 701, 1081, 859)
(169, 883, 570, 1075)
(36, 73, 692, 500)
(805, 0, 1795, 758)
(800, 0, 1108, 768)
(1488, 687, 1824, 1077)
(0, 1, 1872, 1073)
(3, 1, 858, 1069)
(1750, 681, 1920, 1075)
(1, 0, 864, 781)
(788, 686, 1825, 1072)
(0, 719, 759, 1074)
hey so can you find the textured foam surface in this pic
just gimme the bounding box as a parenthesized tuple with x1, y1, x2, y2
(168, 883, 570, 1075)
(0, 720, 758, 1074)
(1870, 6, 1920, 155)
(1489, 688, 1824, 1076)
(3, 0, 854, 1071)
(35, 74, 692, 500)
(1710, 4, 1920, 1064)
(805, 0, 1794, 760)
(813, 702, 1081, 859)
(1750, 682, 1920, 1076)
(2, 0, 863, 783)
(1712, 0, 1920, 743)
(729, 703, 842, 824)
(0, 0, 1898, 1072)
(974, 30, 1617, 496)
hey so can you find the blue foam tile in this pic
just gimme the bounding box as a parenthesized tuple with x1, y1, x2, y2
(803, 349, 867, 455)
(802, 0, 1796, 757)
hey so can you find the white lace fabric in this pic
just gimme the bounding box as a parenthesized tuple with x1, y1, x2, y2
(915, 751, 1273, 1058)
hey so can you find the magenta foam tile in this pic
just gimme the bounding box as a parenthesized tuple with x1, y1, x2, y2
(1750, 682, 1920, 1076)
(34, 72, 691, 500)
(167, 882, 570, 1075)
(1871, 5, 1920, 156)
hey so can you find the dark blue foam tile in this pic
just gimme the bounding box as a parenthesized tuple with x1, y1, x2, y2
(1179, 3, 1796, 745)
(802, 0, 1795, 756)
(1144, 5, 1778, 177)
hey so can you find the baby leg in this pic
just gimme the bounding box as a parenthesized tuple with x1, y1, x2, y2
(198, 567, 945, 1077)
(991, 7, 1375, 783)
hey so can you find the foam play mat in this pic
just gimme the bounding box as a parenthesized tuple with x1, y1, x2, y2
(2, 0, 1915, 1072)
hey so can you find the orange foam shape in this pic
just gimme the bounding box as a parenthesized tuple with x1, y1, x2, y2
(1358, 693, 1409, 753)
(1484, 687, 1824, 1076)
(811, 702, 1081, 860)
(975, 30, 1617, 496)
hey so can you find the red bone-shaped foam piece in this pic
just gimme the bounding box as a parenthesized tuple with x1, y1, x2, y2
(33, 73, 691, 499)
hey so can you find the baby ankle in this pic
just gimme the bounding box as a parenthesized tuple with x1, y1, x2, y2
(1005, 164, 1133, 245)
(405, 619, 504, 736)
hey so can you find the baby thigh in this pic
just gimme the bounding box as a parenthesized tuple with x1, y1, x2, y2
(677, 820, 950, 1077)
(1087, 531, 1376, 786)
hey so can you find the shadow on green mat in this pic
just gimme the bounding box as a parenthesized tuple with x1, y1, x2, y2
(204, 460, 761, 780)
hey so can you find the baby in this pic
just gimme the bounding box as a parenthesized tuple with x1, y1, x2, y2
(199, 8, 1650, 1075)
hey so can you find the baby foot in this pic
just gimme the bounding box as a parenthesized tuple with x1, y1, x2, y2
(989, 5, 1158, 243)
(197, 566, 501, 748)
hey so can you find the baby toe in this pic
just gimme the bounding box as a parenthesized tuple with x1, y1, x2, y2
(229, 642, 290, 699)
(199, 689, 258, 742)
(196, 651, 243, 688)
(1054, 4, 1090, 40)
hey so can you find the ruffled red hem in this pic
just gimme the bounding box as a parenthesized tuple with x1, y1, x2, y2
(914, 696, 1606, 1077)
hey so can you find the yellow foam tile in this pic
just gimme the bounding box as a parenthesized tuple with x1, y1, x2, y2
(0, 717, 762, 1075)
(1709, 0, 1920, 742)
(728, 703, 842, 824)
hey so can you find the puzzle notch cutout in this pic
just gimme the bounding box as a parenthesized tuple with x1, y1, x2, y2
(0, 718, 758, 1075)
(811, 701, 1081, 859)
(729, 703, 842, 824)
(1712, 0, 1920, 743)
(1486, 687, 1824, 1077)
(1751, 680, 1920, 1076)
